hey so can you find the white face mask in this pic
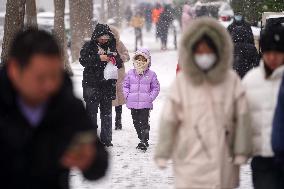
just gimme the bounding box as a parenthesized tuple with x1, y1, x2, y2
(194, 54, 216, 71)
(134, 60, 149, 75)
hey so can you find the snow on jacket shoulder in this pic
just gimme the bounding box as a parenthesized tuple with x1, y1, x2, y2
(242, 62, 284, 157)
(123, 69, 160, 110)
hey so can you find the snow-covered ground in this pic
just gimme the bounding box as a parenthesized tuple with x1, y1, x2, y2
(70, 27, 253, 189)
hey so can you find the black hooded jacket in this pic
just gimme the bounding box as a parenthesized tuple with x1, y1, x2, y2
(157, 6, 174, 38)
(0, 67, 108, 189)
(228, 19, 255, 45)
(79, 24, 123, 100)
(232, 26, 260, 78)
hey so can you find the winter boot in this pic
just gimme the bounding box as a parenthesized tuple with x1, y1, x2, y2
(115, 106, 122, 130)
(103, 142, 114, 147)
(136, 142, 147, 151)
(145, 140, 149, 147)
(115, 116, 122, 130)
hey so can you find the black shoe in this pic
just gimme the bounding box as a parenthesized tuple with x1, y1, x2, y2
(103, 142, 113, 147)
(136, 142, 147, 151)
(145, 141, 149, 147)
(115, 117, 122, 130)
(115, 123, 122, 130)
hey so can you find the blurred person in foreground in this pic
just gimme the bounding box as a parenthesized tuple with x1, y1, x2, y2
(0, 29, 108, 189)
(155, 17, 251, 189)
(243, 23, 284, 189)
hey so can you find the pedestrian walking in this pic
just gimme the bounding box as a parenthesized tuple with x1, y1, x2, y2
(145, 3, 153, 32)
(80, 23, 123, 147)
(0, 29, 108, 189)
(231, 26, 260, 78)
(243, 23, 284, 189)
(155, 18, 251, 189)
(125, 6, 133, 25)
(152, 3, 163, 40)
(228, 13, 255, 45)
(157, 5, 174, 50)
(181, 4, 195, 31)
(130, 12, 145, 51)
(123, 48, 160, 151)
(109, 26, 130, 130)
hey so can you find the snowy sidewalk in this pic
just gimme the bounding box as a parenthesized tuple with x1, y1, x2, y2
(70, 28, 253, 189)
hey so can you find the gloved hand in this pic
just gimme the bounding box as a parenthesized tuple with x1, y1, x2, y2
(109, 57, 116, 65)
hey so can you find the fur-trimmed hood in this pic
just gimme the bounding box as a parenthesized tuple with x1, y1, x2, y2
(133, 48, 151, 68)
(109, 25, 120, 41)
(179, 17, 233, 85)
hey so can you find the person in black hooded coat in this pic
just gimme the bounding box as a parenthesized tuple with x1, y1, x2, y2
(157, 5, 174, 50)
(232, 26, 260, 78)
(79, 24, 123, 147)
(228, 14, 255, 45)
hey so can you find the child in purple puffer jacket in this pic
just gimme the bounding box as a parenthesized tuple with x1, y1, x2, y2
(123, 48, 160, 151)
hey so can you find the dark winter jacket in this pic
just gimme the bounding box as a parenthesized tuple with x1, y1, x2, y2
(232, 26, 260, 78)
(157, 6, 174, 38)
(79, 24, 123, 101)
(0, 67, 108, 189)
(228, 19, 255, 45)
(272, 76, 284, 163)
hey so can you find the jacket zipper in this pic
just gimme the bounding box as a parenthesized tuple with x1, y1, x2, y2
(138, 74, 141, 109)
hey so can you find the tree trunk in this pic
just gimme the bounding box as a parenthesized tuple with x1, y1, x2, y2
(69, 0, 93, 63)
(107, 0, 114, 19)
(69, 0, 83, 62)
(1, 0, 26, 64)
(107, 0, 120, 26)
(115, 0, 121, 27)
(82, 0, 93, 39)
(54, 0, 73, 75)
(26, 0, 37, 28)
(100, 0, 106, 23)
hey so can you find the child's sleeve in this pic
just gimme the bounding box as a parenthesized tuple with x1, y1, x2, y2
(150, 73, 160, 101)
(123, 72, 130, 100)
(154, 79, 182, 168)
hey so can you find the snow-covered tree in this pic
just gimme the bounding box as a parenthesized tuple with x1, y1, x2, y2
(1, 0, 26, 63)
(54, 0, 73, 75)
(26, 0, 37, 28)
(69, 0, 93, 62)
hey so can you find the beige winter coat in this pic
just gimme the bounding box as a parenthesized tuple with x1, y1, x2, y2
(155, 18, 252, 189)
(110, 26, 130, 106)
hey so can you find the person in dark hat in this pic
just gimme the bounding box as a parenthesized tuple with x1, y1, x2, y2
(243, 23, 284, 189)
(0, 29, 108, 189)
(80, 24, 123, 147)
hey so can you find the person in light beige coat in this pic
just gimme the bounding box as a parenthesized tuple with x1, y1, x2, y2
(109, 26, 130, 130)
(154, 17, 252, 189)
